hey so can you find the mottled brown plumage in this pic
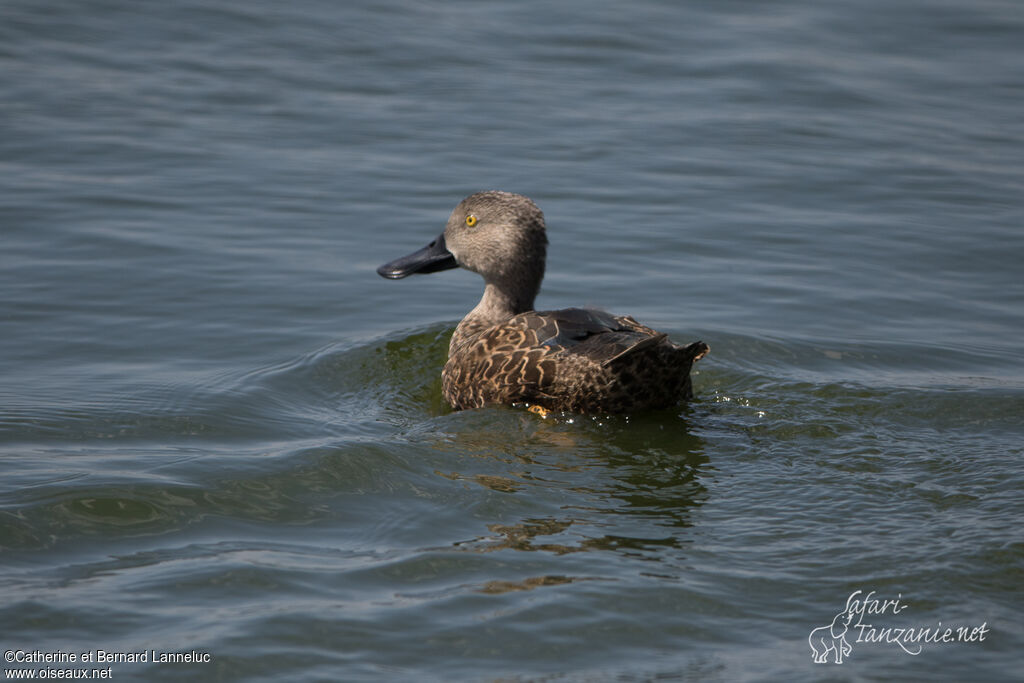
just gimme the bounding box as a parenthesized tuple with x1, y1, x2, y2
(378, 191, 709, 414)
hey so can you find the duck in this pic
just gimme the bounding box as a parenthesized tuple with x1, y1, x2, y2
(377, 191, 709, 414)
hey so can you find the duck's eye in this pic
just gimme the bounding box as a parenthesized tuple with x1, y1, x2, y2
(465, 214, 478, 227)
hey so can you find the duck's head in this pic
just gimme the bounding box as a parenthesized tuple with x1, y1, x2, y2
(377, 191, 548, 313)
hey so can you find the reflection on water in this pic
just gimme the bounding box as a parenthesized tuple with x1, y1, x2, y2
(457, 517, 688, 558)
(478, 574, 582, 594)
(426, 398, 711, 560)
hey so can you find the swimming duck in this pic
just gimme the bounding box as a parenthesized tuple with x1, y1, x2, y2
(377, 191, 709, 414)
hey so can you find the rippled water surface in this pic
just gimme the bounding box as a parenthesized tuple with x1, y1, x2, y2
(2, 0, 1022, 681)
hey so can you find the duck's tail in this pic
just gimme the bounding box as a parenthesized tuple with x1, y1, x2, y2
(601, 336, 709, 369)
(682, 340, 710, 362)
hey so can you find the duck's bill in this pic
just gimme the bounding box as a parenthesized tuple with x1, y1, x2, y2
(376, 233, 458, 279)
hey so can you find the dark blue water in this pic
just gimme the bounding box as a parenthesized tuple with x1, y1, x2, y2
(2, 0, 1022, 680)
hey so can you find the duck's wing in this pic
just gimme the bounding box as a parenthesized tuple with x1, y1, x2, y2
(514, 308, 676, 366)
(520, 307, 623, 347)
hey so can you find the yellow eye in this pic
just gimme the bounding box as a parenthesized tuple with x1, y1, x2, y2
(465, 214, 478, 227)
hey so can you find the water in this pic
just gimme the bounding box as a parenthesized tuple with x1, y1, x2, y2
(2, 0, 1022, 680)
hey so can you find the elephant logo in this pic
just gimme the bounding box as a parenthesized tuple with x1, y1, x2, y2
(808, 607, 855, 664)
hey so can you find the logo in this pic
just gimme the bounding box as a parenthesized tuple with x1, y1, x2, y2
(808, 605, 855, 664)
(809, 590, 989, 664)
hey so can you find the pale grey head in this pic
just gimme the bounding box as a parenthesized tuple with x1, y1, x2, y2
(377, 191, 548, 323)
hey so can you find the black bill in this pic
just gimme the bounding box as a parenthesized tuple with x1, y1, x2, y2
(376, 233, 458, 279)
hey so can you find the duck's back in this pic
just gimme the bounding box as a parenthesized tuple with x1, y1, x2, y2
(442, 308, 709, 413)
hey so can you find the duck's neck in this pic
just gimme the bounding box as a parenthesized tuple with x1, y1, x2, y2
(450, 281, 537, 355)
(470, 281, 534, 322)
